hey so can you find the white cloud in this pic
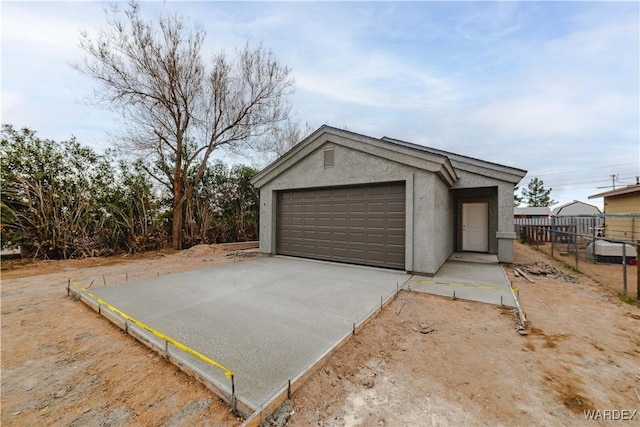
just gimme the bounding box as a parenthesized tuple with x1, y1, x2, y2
(464, 10, 638, 145)
(0, 0, 637, 206)
(1, 2, 105, 60)
(454, 1, 524, 42)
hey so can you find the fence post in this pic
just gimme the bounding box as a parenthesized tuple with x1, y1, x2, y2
(622, 243, 627, 296)
(574, 221, 579, 271)
(591, 219, 596, 263)
(551, 217, 555, 257)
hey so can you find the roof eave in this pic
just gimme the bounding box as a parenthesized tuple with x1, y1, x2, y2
(252, 126, 458, 189)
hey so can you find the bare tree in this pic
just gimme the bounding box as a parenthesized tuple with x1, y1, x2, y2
(75, 1, 293, 249)
(251, 119, 315, 160)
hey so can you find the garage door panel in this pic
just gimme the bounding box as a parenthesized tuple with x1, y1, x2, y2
(333, 231, 348, 241)
(318, 217, 331, 227)
(349, 188, 367, 197)
(386, 253, 405, 264)
(333, 203, 348, 213)
(350, 202, 365, 213)
(333, 218, 347, 227)
(387, 234, 404, 246)
(367, 218, 384, 229)
(349, 232, 366, 243)
(347, 248, 365, 260)
(387, 219, 405, 229)
(277, 182, 405, 269)
(367, 251, 384, 262)
(367, 202, 385, 213)
(387, 201, 405, 213)
(367, 233, 384, 245)
(318, 203, 332, 213)
(333, 247, 347, 257)
(349, 217, 365, 228)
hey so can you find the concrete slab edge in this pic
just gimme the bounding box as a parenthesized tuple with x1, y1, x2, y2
(241, 276, 413, 427)
(500, 264, 527, 326)
(407, 288, 517, 309)
(71, 289, 254, 418)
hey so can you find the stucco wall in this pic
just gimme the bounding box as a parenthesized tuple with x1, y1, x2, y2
(258, 142, 452, 274)
(450, 170, 517, 263)
(431, 175, 455, 272)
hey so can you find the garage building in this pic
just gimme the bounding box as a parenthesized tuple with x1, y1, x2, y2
(251, 126, 527, 275)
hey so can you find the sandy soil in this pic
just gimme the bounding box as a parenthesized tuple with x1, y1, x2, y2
(2, 242, 639, 426)
(1, 243, 256, 427)
(534, 242, 639, 301)
(285, 242, 640, 426)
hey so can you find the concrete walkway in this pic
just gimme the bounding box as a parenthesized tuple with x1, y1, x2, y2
(408, 256, 517, 308)
(87, 256, 408, 413)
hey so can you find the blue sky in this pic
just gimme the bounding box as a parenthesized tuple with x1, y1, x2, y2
(2, 1, 639, 208)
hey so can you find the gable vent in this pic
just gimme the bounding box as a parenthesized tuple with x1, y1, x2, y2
(323, 147, 335, 168)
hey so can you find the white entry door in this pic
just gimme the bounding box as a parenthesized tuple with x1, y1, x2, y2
(462, 203, 488, 252)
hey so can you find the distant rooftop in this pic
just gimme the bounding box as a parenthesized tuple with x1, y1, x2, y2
(551, 200, 601, 216)
(589, 184, 640, 199)
(514, 207, 551, 216)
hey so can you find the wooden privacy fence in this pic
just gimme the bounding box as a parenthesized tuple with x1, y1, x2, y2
(514, 216, 603, 243)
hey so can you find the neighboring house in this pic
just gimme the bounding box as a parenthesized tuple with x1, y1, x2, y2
(551, 200, 601, 217)
(514, 207, 551, 219)
(251, 126, 527, 275)
(589, 185, 640, 241)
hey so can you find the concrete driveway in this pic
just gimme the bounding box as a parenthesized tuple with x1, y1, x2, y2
(407, 259, 517, 308)
(88, 256, 409, 414)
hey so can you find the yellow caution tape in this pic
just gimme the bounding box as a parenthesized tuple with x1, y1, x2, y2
(69, 279, 234, 379)
(409, 278, 505, 291)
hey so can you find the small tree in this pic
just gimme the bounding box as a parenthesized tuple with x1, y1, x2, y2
(76, 1, 294, 249)
(513, 186, 523, 207)
(522, 178, 557, 207)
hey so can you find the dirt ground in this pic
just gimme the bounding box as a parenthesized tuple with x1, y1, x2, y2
(1, 243, 256, 427)
(2, 242, 639, 426)
(534, 241, 639, 301)
(284, 242, 640, 426)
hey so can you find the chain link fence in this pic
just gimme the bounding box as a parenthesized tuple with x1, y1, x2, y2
(515, 214, 639, 301)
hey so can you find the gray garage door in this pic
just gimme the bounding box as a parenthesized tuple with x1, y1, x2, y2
(277, 182, 405, 269)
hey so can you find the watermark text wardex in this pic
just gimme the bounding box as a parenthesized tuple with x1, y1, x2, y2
(584, 409, 638, 421)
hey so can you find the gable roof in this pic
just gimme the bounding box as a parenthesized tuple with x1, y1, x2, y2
(381, 136, 527, 184)
(551, 200, 601, 216)
(589, 184, 640, 199)
(252, 125, 527, 188)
